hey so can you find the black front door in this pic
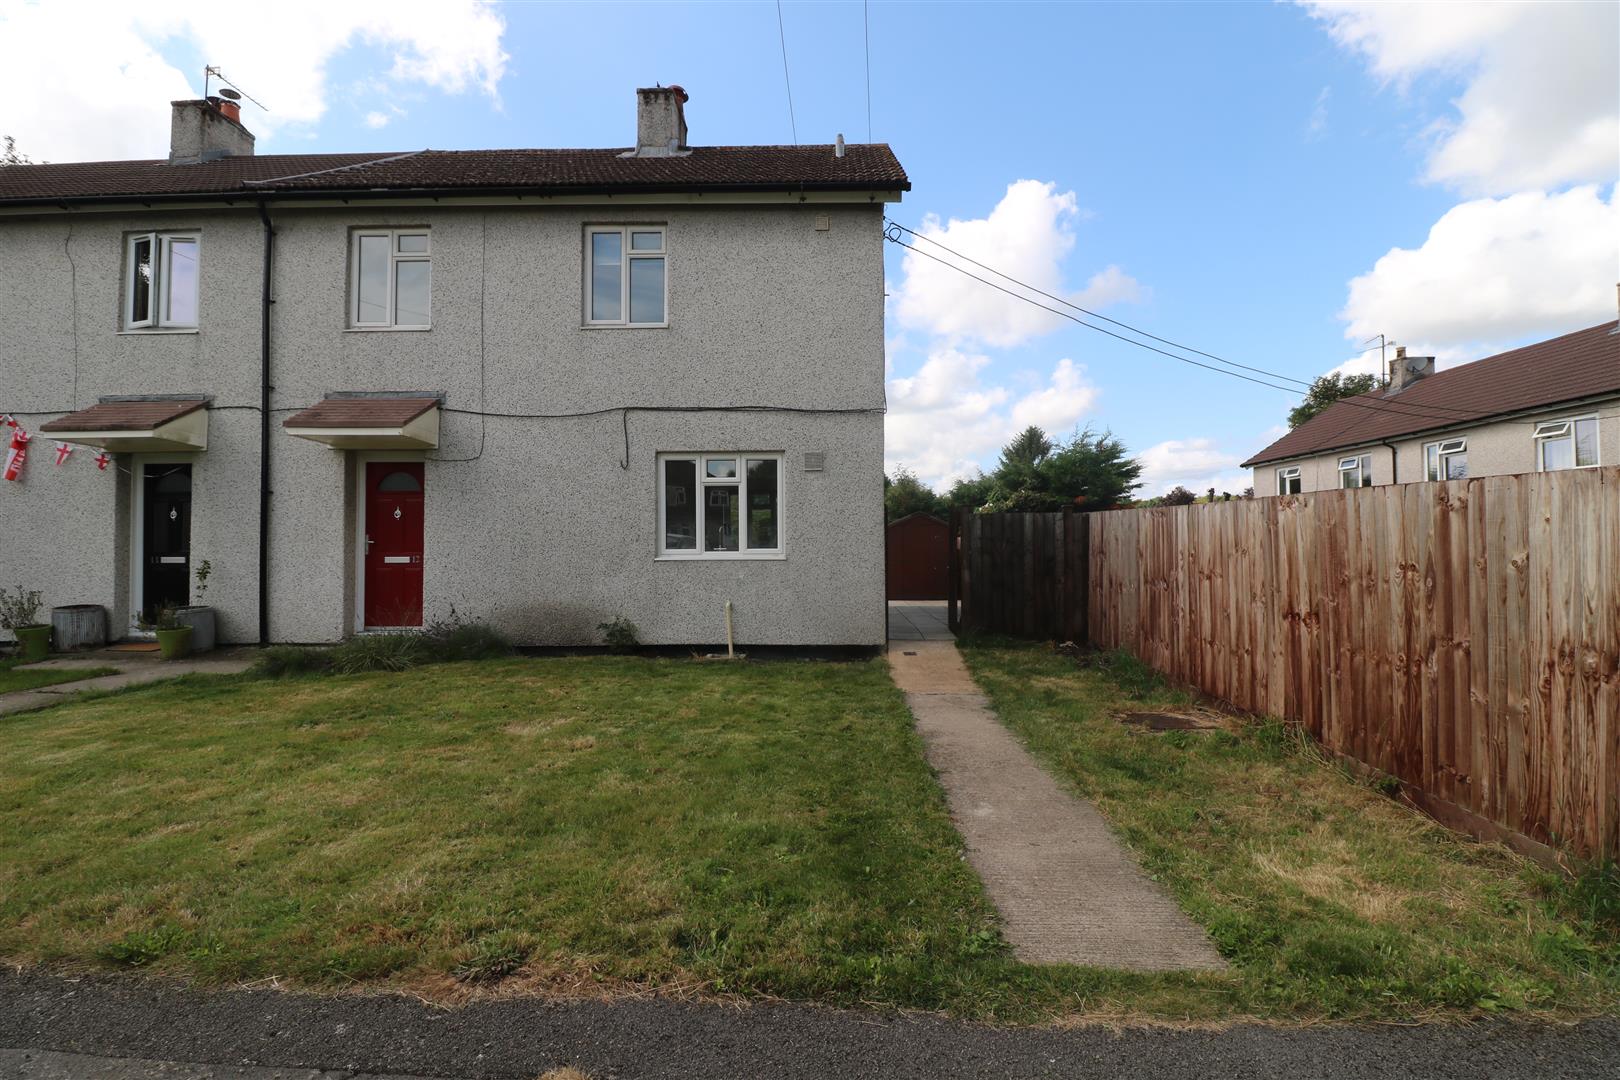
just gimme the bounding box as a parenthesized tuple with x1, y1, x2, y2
(142, 464, 191, 622)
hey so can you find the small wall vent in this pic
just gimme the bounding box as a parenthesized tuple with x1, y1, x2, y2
(803, 451, 826, 472)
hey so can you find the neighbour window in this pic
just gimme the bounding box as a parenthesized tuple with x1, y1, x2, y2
(1424, 438, 1467, 481)
(586, 226, 666, 326)
(1338, 454, 1373, 488)
(125, 232, 200, 329)
(1277, 467, 1301, 495)
(350, 229, 431, 328)
(659, 453, 781, 556)
(1534, 416, 1600, 471)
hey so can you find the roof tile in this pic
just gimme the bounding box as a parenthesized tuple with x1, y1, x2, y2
(283, 397, 440, 429)
(1243, 321, 1620, 466)
(40, 398, 208, 432)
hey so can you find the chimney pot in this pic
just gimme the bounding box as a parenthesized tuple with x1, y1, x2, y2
(629, 85, 690, 157)
(835, 133, 845, 158)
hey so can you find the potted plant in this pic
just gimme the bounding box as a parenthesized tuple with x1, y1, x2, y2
(0, 585, 50, 662)
(143, 608, 193, 661)
(174, 558, 215, 653)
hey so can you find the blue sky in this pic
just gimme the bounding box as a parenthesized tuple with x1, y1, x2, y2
(3, 0, 1615, 494)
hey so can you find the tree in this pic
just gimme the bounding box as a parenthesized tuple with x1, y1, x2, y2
(947, 426, 1142, 513)
(1, 136, 34, 166)
(944, 472, 995, 512)
(1160, 485, 1197, 506)
(884, 468, 945, 522)
(1288, 372, 1382, 428)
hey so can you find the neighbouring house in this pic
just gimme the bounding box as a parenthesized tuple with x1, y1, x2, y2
(0, 87, 909, 646)
(1244, 320, 1620, 495)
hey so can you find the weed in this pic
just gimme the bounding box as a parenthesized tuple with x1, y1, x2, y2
(597, 616, 640, 653)
(253, 645, 335, 678)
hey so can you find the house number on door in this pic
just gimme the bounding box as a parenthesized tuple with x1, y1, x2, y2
(393, 506, 402, 520)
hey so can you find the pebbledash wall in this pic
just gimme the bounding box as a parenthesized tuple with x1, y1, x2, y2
(1250, 401, 1620, 497)
(0, 202, 887, 646)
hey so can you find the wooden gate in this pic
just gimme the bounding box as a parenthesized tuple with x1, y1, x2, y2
(948, 508, 1089, 641)
(886, 512, 949, 600)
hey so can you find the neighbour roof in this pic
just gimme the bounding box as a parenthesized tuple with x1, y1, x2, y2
(0, 145, 910, 206)
(40, 398, 207, 432)
(283, 397, 440, 429)
(1242, 321, 1620, 467)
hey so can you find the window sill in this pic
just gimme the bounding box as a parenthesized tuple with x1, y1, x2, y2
(344, 326, 432, 333)
(656, 552, 786, 562)
(581, 323, 670, 330)
(117, 328, 199, 336)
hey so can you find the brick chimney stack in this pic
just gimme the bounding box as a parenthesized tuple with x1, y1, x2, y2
(168, 97, 254, 164)
(629, 85, 690, 157)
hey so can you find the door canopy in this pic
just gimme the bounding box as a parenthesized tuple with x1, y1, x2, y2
(283, 395, 440, 450)
(40, 397, 208, 452)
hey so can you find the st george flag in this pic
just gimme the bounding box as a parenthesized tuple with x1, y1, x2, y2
(4, 427, 30, 481)
(54, 441, 73, 466)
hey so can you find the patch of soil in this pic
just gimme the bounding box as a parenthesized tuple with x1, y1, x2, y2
(1119, 711, 1222, 732)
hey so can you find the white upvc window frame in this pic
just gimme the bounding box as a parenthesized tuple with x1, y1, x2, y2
(349, 228, 432, 329)
(584, 225, 668, 328)
(124, 231, 201, 330)
(657, 452, 784, 560)
(1424, 437, 1468, 481)
(1277, 466, 1301, 496)
(1338, 454, 1373, 489)
(1533, 414, 1601, 471)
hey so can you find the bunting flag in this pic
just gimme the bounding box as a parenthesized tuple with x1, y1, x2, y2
(4, 428, 30, 482)
(95, 451, 111, 471)
(1, 414, 16, 428)
(53, 441, 74, 466)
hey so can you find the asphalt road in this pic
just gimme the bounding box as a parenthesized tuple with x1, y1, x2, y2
(1, 970, 1615, 1080)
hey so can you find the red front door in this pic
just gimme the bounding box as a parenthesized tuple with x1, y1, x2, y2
(365, 462, 425, 627)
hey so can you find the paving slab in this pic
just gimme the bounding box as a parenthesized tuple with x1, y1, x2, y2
(0, 651, 255, 717)
(890, 641, 1224, 971)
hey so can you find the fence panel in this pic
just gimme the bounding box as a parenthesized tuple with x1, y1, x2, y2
(955, 509, 1088, 643)
(1085, 468, 1620, 861)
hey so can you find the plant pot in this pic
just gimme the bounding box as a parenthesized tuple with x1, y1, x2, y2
(12, 624, 50, 663)
(51, 605, 107, 651)
(155, 625, 193, 661)
(173, 606, 215, 653)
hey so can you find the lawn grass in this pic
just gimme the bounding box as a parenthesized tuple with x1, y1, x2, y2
(2, 649, 1614, 1025)
(0, 659, 118, 695)
(958, 638, 1620, 1020)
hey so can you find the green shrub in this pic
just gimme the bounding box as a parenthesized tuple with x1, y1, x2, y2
(329, 632, 428, 674)
(252, 646, 334, 677)
(423, 612, 511, 662)
(597, 616, 640, 653)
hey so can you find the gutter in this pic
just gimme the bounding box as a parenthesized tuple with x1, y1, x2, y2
(257, 201, 274, 646)
(0, 179, 912, 212)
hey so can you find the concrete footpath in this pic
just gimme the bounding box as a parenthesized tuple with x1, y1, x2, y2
(888, 641, 1224, 971)
(2, 971, 1615, 1080)
(0, 649, 255, 717)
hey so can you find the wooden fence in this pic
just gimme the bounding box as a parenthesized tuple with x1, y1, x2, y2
(1088, 469, 1620, 861)
(950, 508, 1089, 642)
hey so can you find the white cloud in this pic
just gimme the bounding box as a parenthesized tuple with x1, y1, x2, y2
(891, 179, 1142, 348)
(1339, 186, 1619, 353)
(1301, 1, 1618, 195)
(1136, 437, 1251, 499)
(1306, 85, 1331, 140)
(0, 0, 508, 162)
(885, 349, 1099, 489)
(363, 111, 391, 130)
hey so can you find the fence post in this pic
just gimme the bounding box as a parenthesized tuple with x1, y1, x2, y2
(947, 507, 962, 634)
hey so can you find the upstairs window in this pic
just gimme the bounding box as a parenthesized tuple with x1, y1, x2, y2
(659, 453, 781, 557)
(587, 226, 666, 326)
(1534, 416, 1599, 471)
(351, 229, 431, 328)
(1338, 454, 1373, 488)
(1277, 466, 1301, 495)
(125, 232, 200, 329)
(1424, 438, 1467, 481)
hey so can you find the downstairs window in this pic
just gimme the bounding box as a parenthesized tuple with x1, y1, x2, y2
(659, 453, 782, 557)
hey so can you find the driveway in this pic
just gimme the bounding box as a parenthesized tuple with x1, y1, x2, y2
(2, 971, 1616, 1080)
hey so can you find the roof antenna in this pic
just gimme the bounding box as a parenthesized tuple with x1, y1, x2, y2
(203, 66, 270, 112)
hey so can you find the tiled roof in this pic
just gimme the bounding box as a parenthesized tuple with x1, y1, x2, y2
(1243, 321, 1620, 467)
(283, 397, 440, 429)
(40, 397, 208, 432)
(0, 145, 909, 205)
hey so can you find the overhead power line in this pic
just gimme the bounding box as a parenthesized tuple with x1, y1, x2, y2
(775, 0, 799, 146)
(884, 218, 1482, 421)
(863, 0, 873, 142)
(881, 224, 1493, 429)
